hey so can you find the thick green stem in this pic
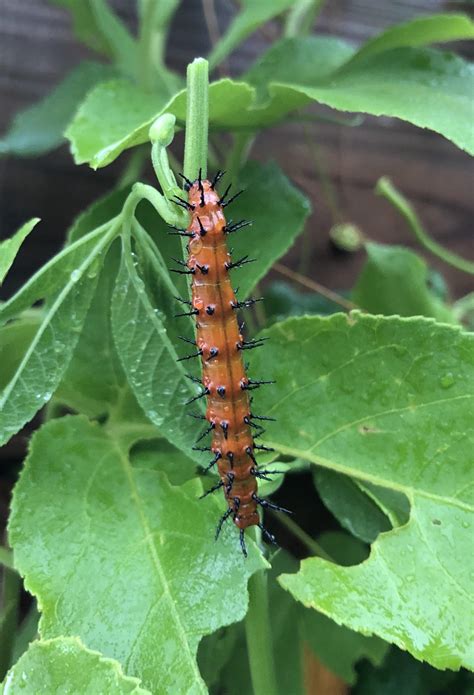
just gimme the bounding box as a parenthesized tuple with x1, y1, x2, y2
(245, 549, 278, 695)
(183, 59, 209, 181)
(376, 177, 474, 275)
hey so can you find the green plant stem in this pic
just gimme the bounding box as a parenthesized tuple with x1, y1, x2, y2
(0, 566, 20, 678)
(245, 530, 278, 695)
(138, 0, 178, 94)
(138, 0, 156, 91)
(376, 177, 474, 275)
(183, 58, 209, 182)
(0, 547, 14, 571)
(285, 0, 325, 37)
(225, 132, 255, 182)
(274, 262, 358, 312)
(270, 511, 334, 561)
(118, 145, 148, 190)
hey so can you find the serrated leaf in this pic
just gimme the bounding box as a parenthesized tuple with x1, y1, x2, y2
(66, 79, 168, 168)
(0, 62, 115, 157)
(66, 78, 255, 168)
(207, 0, 295, 69)
(9, 416, 267, 693)
(353, 243, 456, 323)
(1, 637, 150, 694)
(247, 313, 474, 669)
(0, 219, 40, 284)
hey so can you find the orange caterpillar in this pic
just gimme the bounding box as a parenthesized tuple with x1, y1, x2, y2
(171, 171, 288, 556)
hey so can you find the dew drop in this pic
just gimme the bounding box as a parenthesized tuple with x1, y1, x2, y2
(462, 521, 469, 529)
(70, 269, 81, 283)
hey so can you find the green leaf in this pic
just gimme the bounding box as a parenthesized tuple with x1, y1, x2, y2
(1, 637, 150, 694)
(353, 242, 457, 323)
(129, 438, 197, 486)
(111, 232, 203, 458)
(81, 0, 137, 77)
(0, 271, 98, 446)
(0, 219, 40, 284)
(65, 79, 168, 168)
(207, 0, 296, 69)
(267, 46, 474, 154)
(197, 626, 240, 692)
(302, 600, 387, 686)
(51, 0, 137, 71)
(9, 416, 267, 693)
(0, 62, 115, 157)
(245, 36, 355, 102)
(264, 281, 342, 325)
(55, 244, 149, 425)
(273, 549, 386, 691)
(0, 316, 42, 391)
(355, 480, 410, 528)
(227, 161, 311, 297)
(245, 15, 474, 152)
(0, 221, 117, 325)
(248, 313, 474, 669)
(313, 469, 391, 543)
(0, 224, 116, 445)
(317, 530, 369, 567)
(66, 78, 255, 168)
(346, 13, 474, 67)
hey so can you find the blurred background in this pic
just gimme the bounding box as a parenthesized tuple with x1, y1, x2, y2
(1, 0, 473, 303)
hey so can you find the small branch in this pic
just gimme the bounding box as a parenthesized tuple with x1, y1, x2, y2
(284, 0, 325, 37)
(376, 177, 474, 276)
(273, 263, 359, 312)
(269, 511, 334, 561)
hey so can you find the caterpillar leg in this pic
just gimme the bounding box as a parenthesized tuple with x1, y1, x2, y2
(215, 507, 233, 540)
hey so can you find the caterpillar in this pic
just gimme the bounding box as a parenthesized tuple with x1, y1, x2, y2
(171, 170, 289, 556)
